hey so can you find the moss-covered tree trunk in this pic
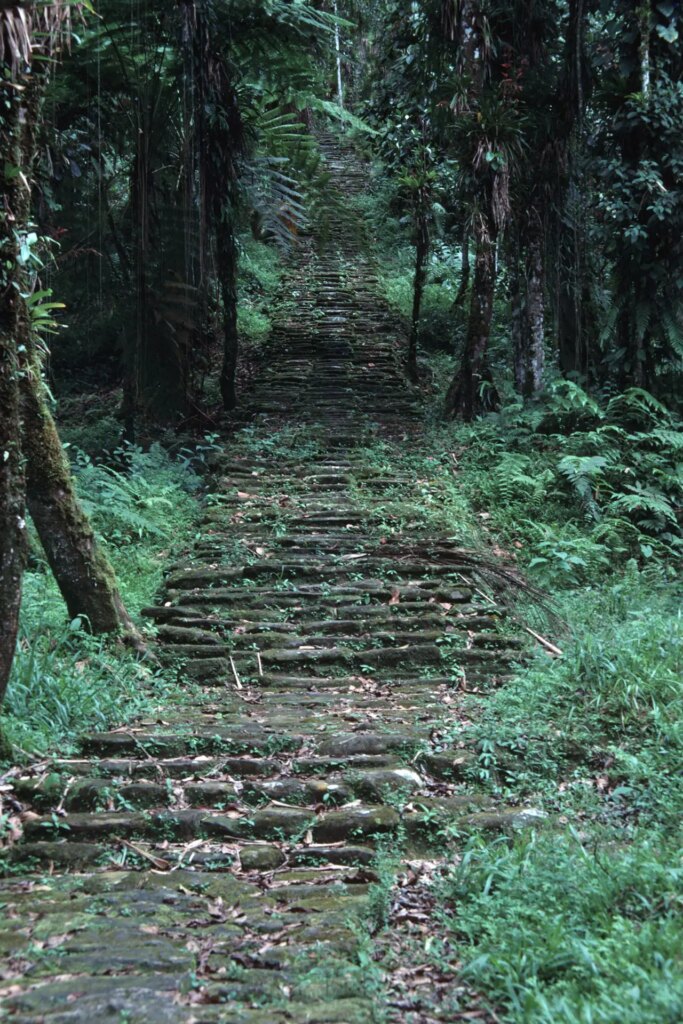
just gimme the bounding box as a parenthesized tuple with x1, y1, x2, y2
(525, 227, 545, 394)
(0, 320, 24, 706)
(0, 97, 28, 705)
(7, 71, 137, 641)
(515, 215, 545, 397)
(21, 361, 137, 634)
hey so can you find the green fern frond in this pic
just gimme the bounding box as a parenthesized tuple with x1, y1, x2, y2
(609, 488, 678, 525)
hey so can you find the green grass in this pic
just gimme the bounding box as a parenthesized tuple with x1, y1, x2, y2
(409, 391, 683, 1023)
(437, 828, 683, 1024)
(451, 578, 683, 821)
(237, 237, 283, 351)
(1, 443, 203, 757)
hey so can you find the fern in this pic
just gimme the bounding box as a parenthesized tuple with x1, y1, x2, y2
(546, 380, 605, 422)
(490, 453, 550, 507)
(606, 388, 672, 426)
(660, 309, 683, 360)
(74, 454, 180, 541)
(650, 428, 683, 451)
(609, 487, 678, 526)
(557, 455, 610, 522)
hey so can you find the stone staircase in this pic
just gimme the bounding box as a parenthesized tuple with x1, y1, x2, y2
(0, 136, 535, 1024)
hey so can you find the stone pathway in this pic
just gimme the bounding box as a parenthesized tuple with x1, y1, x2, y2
(0, 138, 532, 1023)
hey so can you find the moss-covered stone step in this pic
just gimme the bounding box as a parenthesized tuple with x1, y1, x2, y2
(47, 754, 284, 779)
(79, 727, 304, 758)
(22, 804, 398, 844)
(0, 136, 549, 1024)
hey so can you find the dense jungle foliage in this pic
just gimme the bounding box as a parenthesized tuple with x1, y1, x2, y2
(1, 2, 681, 1022)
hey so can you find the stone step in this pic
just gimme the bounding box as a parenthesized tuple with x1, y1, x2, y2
(0, 136, 549, 1024)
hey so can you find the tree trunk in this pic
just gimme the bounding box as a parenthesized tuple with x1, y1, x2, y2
(126, 131, 151, 439)
(453, 222, 470, 307)
(21, 360, 137, 636)
(0, 98, 28, 704)
(333, 0, 344, 109)
(187, 1, 243, 413)
(525, 226, 545, 394)
(217, 221, 239, 411)
(443, 215, 499, 420)
(557, 189, 586, 378)
(0, 322, 24, 706)
(510, 247, 527, 394)
(408, 214, 429, 382)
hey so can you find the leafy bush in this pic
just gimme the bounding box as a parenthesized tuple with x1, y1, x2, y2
(449, 383, 683, 583)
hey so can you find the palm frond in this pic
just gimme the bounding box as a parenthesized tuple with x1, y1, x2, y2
(244, 155, 308, 247)
(1, 1, 79, 74)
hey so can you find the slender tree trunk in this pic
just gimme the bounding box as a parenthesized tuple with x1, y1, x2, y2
(510, 244, 527, 394)
(408, 214, 429, 382)
(639, 1, 651, 99)
(126, 131, 152, 439)
(0, 323, 24, 706)
(13, 77, 138, 640)
(21, 358, 137, 635)
(218, 221, 239, 411)
(525, 225, 545, 394)
(0, 98, 28, 704)
(558, 183, 586, 377)
(444, 215, 499, 420)
(188, 0, 243, 412)
(556, 0, 588, 378)
(453, 222, 470, 307)
(333, 0, 344, 109)
(121, 330, 137, 445)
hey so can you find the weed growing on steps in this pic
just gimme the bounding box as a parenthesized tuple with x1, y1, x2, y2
(321, 366, 681, 1018)
(387, 576, 683, 1022)
(1, 444, 204, 758)
(366, 840, 402, 934)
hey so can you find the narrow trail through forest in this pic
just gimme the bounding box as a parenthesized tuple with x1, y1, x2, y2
(1, 141, 535, 1024)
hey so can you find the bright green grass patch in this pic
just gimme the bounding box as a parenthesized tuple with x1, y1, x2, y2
(3, 606, 184, 756)
(428, 570, 682, 1023)
(237, 237, 283, 350)
(453, 576, 683, 823)
(349, 435, 482, 544)
(1, 444, 204, 757)
(437, 828, 683, 1024)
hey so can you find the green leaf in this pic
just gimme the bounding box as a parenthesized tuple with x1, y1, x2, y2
(656, 23, 679, 43)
